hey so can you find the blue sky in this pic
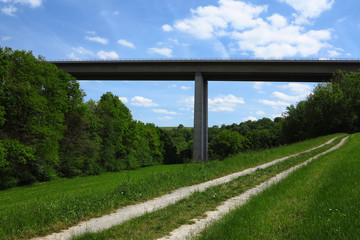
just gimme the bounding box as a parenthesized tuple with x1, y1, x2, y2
(1, 0, 359, 127)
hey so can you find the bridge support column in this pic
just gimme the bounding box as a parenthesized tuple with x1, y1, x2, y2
(193, 72, 208, 162)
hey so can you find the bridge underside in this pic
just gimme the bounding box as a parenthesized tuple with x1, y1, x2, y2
(51, 59, 360, 162)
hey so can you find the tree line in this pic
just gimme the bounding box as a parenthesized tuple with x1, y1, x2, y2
(0, 47, 177, 189)
(2, 47, 360, 189)
(165, 71, 360, 160)
(165, 117, 284, 161)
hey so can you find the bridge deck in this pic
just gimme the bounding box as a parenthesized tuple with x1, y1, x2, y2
(51, 59, 360, 82)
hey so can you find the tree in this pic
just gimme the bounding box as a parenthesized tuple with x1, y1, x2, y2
(58, 103, 101, 177)
(282, 71, 360, 141)
(159, 129, 179, 164)
(95, 92, 133, 171)
(0, 47, 83, 180)
(209, 130, 247, 159)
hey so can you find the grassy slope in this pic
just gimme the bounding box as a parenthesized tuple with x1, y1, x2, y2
(0, 133, 343, 239)
(199, 133, 360, 240)
(70, 136, 345, 240)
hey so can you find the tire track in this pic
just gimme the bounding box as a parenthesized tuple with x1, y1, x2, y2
(158, 136, 348, 240)
(33, 137, 340, 240)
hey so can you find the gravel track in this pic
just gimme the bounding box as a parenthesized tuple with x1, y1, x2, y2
(33, 137, 340, 240)
(158, 136, 348, 240)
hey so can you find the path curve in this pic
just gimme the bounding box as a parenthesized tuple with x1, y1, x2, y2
(158, 136, 348, 240)
(33, 137, 340, 240)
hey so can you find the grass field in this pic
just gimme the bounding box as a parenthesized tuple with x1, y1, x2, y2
(199, 133, 360, 240)
(70, 136, 345, 240)
(0, 133, 344, 239)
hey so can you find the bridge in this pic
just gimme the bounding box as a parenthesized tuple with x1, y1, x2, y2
(51, 59, 360, 162)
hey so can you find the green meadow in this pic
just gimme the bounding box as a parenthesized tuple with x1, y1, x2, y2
(199, 133, 360, 240)
(0, 133, 343, 239)
(70, 135, 345, 240)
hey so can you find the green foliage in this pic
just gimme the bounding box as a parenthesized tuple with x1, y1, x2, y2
(165, 124, 193, 163)
(282, 71, 360, 142)
(0, 105, 4, 126)
(209, 130, 247, 158)
(0, 47, 177, 189)
(0, 139, 36, 189)
(159, 129, 179, 164)
(95, 92, 133, 171)
(58, 103, 101, 177)
(0, 47, 83, 180)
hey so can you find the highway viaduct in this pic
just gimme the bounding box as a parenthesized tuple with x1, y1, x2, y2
(51, 59, 360, 162)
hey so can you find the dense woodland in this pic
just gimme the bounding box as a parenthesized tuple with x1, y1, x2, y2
(1, 47, 360, 189)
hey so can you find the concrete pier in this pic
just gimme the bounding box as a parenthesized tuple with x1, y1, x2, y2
(193, 72, 208, 162)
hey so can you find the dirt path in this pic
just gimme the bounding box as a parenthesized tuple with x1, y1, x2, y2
(157, 136, 348, 240)
(33, 137, 340, 240)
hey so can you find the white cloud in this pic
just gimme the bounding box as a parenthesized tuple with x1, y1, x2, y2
(178, 94, 244, 112)
(272, 91, 303, 102)
(167, 0, 333, 58)
(270, 83, 313, 104)
(173, 0, 267, 39)
(280, 83, 312, 95)
(328, 50, 341, 57)
(118, 97, 128, 103)
(15, 0, 42, 8)
(1, 36, 11, 41)
(256, 110, 266, 116)
(214, 40, 229, 58)
(278, 0, 334, 24)
(131, 96, 159, 107)
(158, 116, 173, 121)
(1, 0, 43, 8)
(178, 96, 194, 108)
(86, 31, 96, 35)
(233, 22, 332, 58)
(85, 36, 109, 45)
(118, 39, 135, 49)
(67, 53, 81, 60)
(162, 24, 173, 32)
(97, 50, 119, 60)
(243, 116, 257, 121)
(259, 99, 290, 106)
(1, 5, 17, 16)
(336, 17, 347, 24)
(147, 47, 172, 57)
(253, 82, 271, 93)
(209, 94, 245, 112)
(181, 86, 191, 90)
(72, 47, 93, 56)
(168, 38, 179, 45)
(267, 14, 287, 28)
(152, 109, 178, 115)
(157, 38, 189, 49)
(258, 83, 313, 111)
(253, 82, 264, 90)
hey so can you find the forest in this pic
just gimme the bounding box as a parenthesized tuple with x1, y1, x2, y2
(1, 46, 360, 189)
